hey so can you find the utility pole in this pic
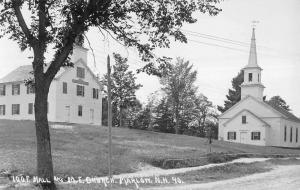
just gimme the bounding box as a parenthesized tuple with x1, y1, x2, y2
(107, 55, 113, 181)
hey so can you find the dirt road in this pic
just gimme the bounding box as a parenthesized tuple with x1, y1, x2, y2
(144, 165, 300, 190)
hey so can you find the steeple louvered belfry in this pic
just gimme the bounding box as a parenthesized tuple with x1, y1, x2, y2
(240, 28, 265, 101)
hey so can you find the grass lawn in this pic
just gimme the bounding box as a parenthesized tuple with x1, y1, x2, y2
(1, 119, 300, 180)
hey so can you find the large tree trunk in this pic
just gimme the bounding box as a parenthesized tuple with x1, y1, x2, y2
(34, 80, 56, 190)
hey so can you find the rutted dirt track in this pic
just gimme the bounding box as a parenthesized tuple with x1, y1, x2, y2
(144, 165, 300, 190)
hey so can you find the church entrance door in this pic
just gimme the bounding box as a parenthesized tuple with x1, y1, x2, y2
(240, 132, 248, 144)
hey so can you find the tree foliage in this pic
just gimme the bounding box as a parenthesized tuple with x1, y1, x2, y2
(267, 95, 291, 111)
(153, 97, 175, 133)
(103, 53, 142, 127)
(160, 57, 198, 134)
(0, 0, 222, 76)
(218, 70, 244, 113)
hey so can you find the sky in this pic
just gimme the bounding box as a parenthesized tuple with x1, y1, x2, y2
(0, 0, 299, 116)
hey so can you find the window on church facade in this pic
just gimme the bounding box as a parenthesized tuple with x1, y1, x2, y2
(284, 126, 287, 142)
(0, 85, 6, 96)
(227, 132, 236, 140)
(290, 127, 293, 142)
(0, 105, 5, 115)
(242, 116, 247, 124)
(27, 85, 35, 94)
(76, 85, 84, 96)
(92, 88, 99, 99)
(258, 74, 260, 82)
(12, 84, 20, 95)
(77, 67, 85, 79)
(251, 132, 261, 140)
(78, 105, 83, 117)
(248, 73, 252, 82)
(63, 82, 67, 94)
(296, 128, 298, 143)
(12, 104, 20, 115)
(28, 103, 33, 114)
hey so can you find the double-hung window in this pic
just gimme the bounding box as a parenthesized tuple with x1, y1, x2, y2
(0, 85, 6, 96)
(296, 128, 298, 143)
(78, 105, 83, 117)
(12, 84, 20, 95)
(12, 104, 20, 115)
(63, 82, 68, 94)
(290, 127, 293, 142)
(227, 132, 236, 140)
(28, 103, 33, 114)
(284, 126, 287, 142)
(0, 105, 5, 115)
(77, 67, 85, 79)
(251, 132, 261, 140)
(93, 88, 99, 99)
(27, 85, 35, 94)
(242, 116, 247, 124)
(76, 85, 84, 97)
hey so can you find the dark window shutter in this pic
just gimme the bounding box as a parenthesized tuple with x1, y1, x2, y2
(234, 132, 236, 140)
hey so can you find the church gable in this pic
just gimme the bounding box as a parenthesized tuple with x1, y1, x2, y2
(55, 59, 101, 88)
(223, 109, 270, 128)
(220, 96, 282, 119)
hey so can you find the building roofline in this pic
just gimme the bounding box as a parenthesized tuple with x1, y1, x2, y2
(218, 95, 284, 119)
(223, 109, 271, 127)
(54, 58, 102, 88)
(240, 83, 265, 88)
(242, 66, 263, 70)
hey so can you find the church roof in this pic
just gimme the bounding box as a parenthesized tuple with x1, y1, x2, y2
(0, 65, 33, 83)
(266, 102, 300, 123)
(219, 95, 300, 123)
(0, 59, 102, 88)
(223, 109, 271, 127)
(244, 28, 261, 70)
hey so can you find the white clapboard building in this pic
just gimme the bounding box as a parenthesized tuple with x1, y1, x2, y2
(218, 29, 300, 147)
(0, 45, 103, 125)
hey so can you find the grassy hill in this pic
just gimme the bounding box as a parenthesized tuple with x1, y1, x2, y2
(0, 119, 300, 178)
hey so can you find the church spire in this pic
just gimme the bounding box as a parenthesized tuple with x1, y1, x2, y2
(245, 28, 259, 68)
(240, 27, 265, 101)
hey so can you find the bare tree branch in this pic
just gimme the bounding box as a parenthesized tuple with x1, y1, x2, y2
(11, 0, 37, 47)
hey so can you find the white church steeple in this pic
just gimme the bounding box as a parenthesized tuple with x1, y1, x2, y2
(240, 28, 265, 101)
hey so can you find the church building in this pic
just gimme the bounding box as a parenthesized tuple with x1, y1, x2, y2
(218, 28, 300, 147)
